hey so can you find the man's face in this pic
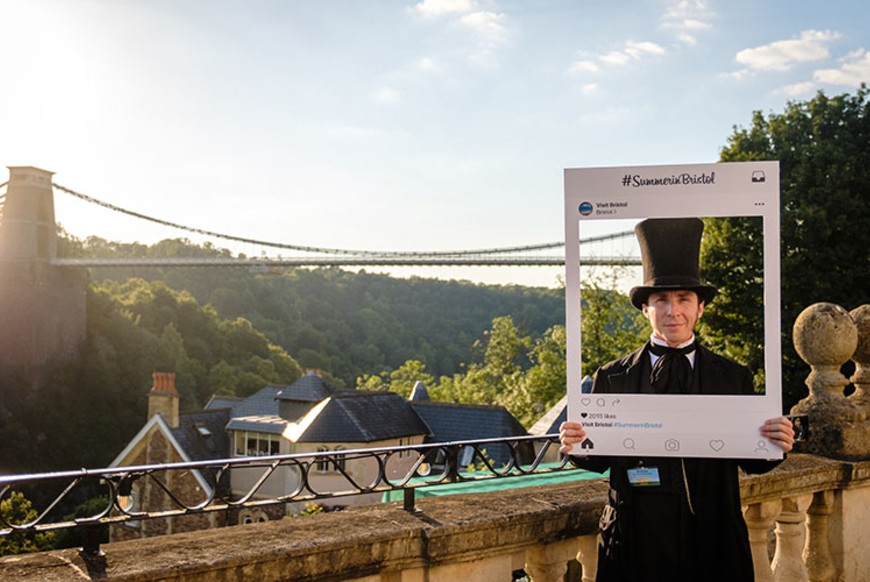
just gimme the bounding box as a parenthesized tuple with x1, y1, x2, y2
(642, 290, 704, 347)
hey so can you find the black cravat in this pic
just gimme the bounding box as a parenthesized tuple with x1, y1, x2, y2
(649, 341, 696, 394)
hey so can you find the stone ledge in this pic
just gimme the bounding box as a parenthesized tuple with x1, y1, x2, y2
(0, 479, 610, 581)
(741, 455, 870, 502)
(741, 454, 848, 501)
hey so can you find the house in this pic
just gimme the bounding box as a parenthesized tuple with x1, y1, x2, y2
(407, 381, 534, 469)
(109, 372, 533, 540)
(109, 371, 430, 539)
(109, 373, 232, 541)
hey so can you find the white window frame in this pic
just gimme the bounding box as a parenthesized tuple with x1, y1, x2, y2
(234, 431, 280, 457)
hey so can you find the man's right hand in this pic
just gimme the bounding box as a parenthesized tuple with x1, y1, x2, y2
(559, 420, 587, 455)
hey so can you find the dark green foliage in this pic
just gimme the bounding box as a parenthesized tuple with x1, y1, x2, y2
(368, 279, 645, 428)
(579, 271, 648, 378)
(0, 279, 302, 473)
(699, 216, 766, 392)
(714, 86, 870, 408)
(68, 236, 565, 387)
(0, 492, 56, 556)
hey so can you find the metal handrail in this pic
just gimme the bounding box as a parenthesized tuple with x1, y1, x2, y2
(0, 434, 578, 541)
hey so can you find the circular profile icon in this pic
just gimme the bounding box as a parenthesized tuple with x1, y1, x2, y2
(578, 201, 594, 216)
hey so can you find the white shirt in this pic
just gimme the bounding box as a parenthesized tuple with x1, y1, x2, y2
(649, 334, 697, 368)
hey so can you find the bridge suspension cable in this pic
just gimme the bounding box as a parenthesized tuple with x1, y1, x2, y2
(52, 182, 634, 259)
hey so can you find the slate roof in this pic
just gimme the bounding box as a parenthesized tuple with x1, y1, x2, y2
(168, 408, 232, 495)
(226, 415, 287, 435)
(205, 384, 282, 418)
(171, 409, 232, 460)
(204, 395, 242, 410)
(409, 401, 530, 466)
(298, 391, 431, 443)
(276, 372, 338, 402)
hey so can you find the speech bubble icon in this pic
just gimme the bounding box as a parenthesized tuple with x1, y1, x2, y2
(623, 438, 636, 450)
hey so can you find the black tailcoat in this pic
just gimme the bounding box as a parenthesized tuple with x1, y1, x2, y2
(574, 343, 781, 582)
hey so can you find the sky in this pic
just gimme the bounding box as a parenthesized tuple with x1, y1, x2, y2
(1, 0, 868, 288)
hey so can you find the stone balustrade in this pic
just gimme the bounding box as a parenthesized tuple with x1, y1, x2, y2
(1, 455, 868, 581)
(2, 302, 869, 581)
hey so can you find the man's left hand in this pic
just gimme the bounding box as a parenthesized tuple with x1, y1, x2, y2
(760, 417, 795, 453)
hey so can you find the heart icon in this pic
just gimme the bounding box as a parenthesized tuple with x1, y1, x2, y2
(581, 412, 588, 418)
(581, 398, 591, 406)
(709, 440, 725, 451)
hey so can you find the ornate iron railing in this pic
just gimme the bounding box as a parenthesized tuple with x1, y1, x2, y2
(0, 435, 577, 554)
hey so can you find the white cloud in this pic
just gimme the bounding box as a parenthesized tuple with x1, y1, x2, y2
(409, 2, 511, 69)
(778, 81, 817, 97)
(625, 41, 666, 59)
(677, 33, 698, 46)
(736, 29, 842, 72)
(599, 41, 665, 66)
(415, 57, 443, 74)
(459, 11, 508, 45)
(581, 83, 599, 95)
(458, 11, 510, 68)
(566, 59, 600, 75)
(566, 40, 665, 78)
(661, 0, 714, 44)
(371, 87, 403, 105)
(813, 49, 870, 86)
(600, 50, 631, 66)
(413, 0, 479, 18)
(718, 69, 751, 81)
(682, 18, 711, 31)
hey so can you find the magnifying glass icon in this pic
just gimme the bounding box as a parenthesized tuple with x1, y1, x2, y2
(623, 438, 636, 450)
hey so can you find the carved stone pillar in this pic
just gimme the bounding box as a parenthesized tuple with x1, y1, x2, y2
(849, 305, 870, 417)
(803, 489, 837, 582)
(525, 538, 580, 582)
(790, 303, 868, 459)
(772, 494, 813, 582)
(576, 534, 598, 582)
(744, 500, 781, 582)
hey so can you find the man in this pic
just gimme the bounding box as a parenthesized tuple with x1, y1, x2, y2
(559, 217, 794, 582)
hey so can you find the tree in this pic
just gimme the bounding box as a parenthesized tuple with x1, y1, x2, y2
(711, 86, 870, 407)
(357, 359, 435, 398)
(501, 325, 568, 427)
(431, 316, 530, 408)
(699, 216, 766, 391)
(0, 492, 56, 555)
(580, 270, 648, 378)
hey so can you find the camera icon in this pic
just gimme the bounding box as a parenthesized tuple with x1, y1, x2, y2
(664, 439, 680, 452)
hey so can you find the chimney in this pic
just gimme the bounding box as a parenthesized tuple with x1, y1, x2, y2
(147, 371, 179, 428)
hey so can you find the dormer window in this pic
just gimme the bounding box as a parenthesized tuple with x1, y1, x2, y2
(234, 431, 280, 456)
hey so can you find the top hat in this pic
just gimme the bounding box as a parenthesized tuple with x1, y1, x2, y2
(628, 217, 718, 310)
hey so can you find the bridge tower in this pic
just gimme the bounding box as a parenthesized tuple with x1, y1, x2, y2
(0, 166, 87, 378)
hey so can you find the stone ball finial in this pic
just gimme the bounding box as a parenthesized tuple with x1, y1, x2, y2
(793, 303, 858, 367)
(850, 305, 870, 366)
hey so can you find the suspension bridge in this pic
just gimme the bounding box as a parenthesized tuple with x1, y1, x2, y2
(0, 168, 640, 269)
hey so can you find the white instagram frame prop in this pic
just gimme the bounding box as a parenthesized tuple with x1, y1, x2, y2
(564, 161, 782, 459)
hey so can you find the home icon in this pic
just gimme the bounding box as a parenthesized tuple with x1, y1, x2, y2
(580, 439, 595, 450)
